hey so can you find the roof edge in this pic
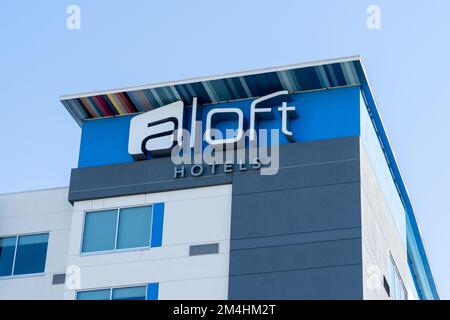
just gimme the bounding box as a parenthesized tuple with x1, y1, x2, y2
(59, 55, 362, 101)
(357, 57, 440, 299)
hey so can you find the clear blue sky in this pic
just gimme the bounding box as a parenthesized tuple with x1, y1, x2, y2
(0, 0, 449, 298)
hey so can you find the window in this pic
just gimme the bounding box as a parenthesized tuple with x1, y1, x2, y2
(77, 286, 147, 300)
(76, 289, 110, 300)
(82, 210, 117, 252)
(112, 286, 146, 300)
(81, 206, 153, 253)
(0, 233, 49, 277)
(0, 237, 16, 277)
(117, 206, 152, 250)
(389, 255, 407, 300)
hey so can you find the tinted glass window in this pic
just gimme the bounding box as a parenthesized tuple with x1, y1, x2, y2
(13, 234, 48, 276)
(112, 286, 146, 300)
(117, 206, 152, 249)
(0, 237, 16, 277)
(77, 289, 111, 300)
(82, 210, 117, 253)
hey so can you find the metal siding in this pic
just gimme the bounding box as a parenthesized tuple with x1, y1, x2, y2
(228, 138, 363, 300)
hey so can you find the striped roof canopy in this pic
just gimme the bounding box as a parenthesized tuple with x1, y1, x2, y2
(60, 56, 365, 126)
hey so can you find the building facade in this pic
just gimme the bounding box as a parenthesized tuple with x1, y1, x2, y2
(0, 56, 439, 300)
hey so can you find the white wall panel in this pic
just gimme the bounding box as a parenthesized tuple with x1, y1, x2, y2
(65, 185, 232, 300)
(0, 188, 72, 300)
(360, 97, 417, 300)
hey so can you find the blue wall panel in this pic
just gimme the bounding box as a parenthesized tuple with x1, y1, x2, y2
(78, 86, 361, 168)
(151, 203, 165, 248)
(79, 115, 135, 167)
(146, 283, 159, 300)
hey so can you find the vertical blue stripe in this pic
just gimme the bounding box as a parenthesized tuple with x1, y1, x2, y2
(146, 283, 159, 300)
(151, 203, 165, 248)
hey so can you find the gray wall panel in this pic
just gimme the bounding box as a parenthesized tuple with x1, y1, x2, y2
(231, 227, 361, 250)
(69, 136, 360, 203)
(229, 238, 362, 276)
(228, 136, 363, 299)
(228, 264, 363, 300)
(68, 158, 232, 203)
(232, 159, 359, 195)
(230, 183, 361, 240)
(276, 136, 360, 167)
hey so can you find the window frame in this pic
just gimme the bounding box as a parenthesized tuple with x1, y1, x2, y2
(388, 254, 407, 300)
(0, 231, 49, 279)
(76, 284, 148, 300)
(80, 204, 154, 256)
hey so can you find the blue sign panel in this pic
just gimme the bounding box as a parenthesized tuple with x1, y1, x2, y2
(78, 86, 360, 168)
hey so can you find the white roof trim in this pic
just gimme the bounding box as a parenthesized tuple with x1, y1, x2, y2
(59, 55, 362, 101)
